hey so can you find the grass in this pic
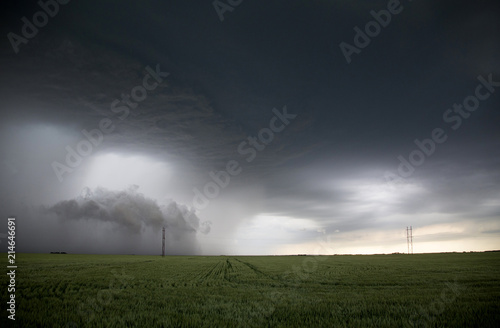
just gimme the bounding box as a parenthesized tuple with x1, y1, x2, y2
(1, 252, 499, 327)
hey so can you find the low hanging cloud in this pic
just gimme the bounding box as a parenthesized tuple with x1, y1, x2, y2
(45, 185, 211, 250)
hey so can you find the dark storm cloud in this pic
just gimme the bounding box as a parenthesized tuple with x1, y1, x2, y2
(47, 186, 164, 233)
(258, 151, 500, 238)
(1, 0, 499, 254)
(0, 31, 312, 180)
(46, 185, 210, 235)
(30, 185, 211, 255)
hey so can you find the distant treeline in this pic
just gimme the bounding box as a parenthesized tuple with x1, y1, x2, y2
(50, 252, 67, 254)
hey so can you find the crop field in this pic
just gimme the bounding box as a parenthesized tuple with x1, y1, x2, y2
(1, 252, 499, 327)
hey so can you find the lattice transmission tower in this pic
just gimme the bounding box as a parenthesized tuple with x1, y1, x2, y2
(162, 227, 166, 257)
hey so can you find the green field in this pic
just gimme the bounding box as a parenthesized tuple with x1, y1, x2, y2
(1, 252, 499, 327)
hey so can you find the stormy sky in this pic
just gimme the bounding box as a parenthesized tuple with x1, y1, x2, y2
(1, 0, 499, 255)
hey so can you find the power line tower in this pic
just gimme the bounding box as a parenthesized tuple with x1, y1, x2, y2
(406, 226, 413, 254)
(162, 227, 165, 257)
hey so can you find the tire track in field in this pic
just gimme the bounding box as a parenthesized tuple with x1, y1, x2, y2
(194, 259, 235, 286)
(233, 259, 283, 285)
(193, 258, 285, 287)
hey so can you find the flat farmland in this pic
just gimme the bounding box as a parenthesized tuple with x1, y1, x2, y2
(1, 252, 499, 327)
